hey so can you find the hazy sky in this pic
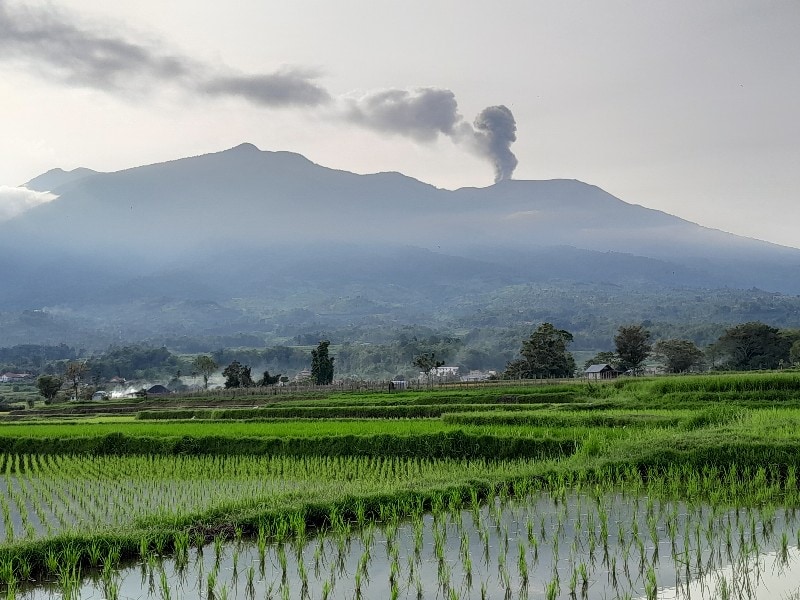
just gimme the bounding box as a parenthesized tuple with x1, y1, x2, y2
(1, 0, 798, 247)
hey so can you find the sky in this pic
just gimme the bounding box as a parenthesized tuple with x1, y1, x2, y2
(0, 0, 798, 248)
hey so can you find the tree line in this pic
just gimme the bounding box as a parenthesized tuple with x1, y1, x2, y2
(507, 320, 800, 379)
(21, 320, 800, 404)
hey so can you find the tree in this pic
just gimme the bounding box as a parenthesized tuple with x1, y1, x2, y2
(64, 361, 87, 401)
(791, 340, 800, 366)
(614, 325, 652, 373)
(258, 370, 281, 386)
(413, 352, 445, 379)
(504, 323, 576, 379)
(36, 375, 63, 404)
(715, 321, 791, 370)
(311, 340, 335, 385)
(192, 355, 217, 389)
(222, 360, 254, 388)
(653, 339, 704, 373)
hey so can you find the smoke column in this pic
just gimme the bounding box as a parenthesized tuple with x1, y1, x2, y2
(473, 105, 518, 182)
(347, 90, 519, 182)
(0, 3, 520, 183)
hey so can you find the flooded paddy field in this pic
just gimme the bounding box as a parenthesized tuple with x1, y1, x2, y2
(4, 373, 800, 599)
(12, 488, 800, 600)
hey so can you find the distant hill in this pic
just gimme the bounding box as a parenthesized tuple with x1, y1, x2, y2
(23, 167, 98, 192)
(1, 143, 799, 352)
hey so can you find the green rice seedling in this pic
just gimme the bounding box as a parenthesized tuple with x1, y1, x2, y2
(139, 535, 151, 561)
(313, 541, 323, 577)
(0, 557, 14, 587)
(545, 577, 559, 600)
(568, 566, 577, 597)
(354, 569, 362, 600)
(206, 569, 217, 600)
(277, 543, 288, 583)
(213, 534, 224, 564)
(14, 561, 28, 585)
(146, 552, 159, 594)
(297, 550, 309, 591)
(463, 552, 473, 590)
(173, 530, 189, 570)
(321, 579, 331, 600)
(459, 528, 470, 561)
(256, 527, 268, 572)
(437, 559, 452, 596)
(87, 538, 104, 567)
(275, 515, 290, 542)
(609, 555, 618, 590)
(780, 530, 790, 565)
(159, 567, 171, 600)
(232, 546, 239, 579)
(389, 552, 401, 589)
(517, 542, 528, 586)
(101, 560, 119, 600)
(153, 532, 168, 556)
(58, 564, 81, 600)
(245, 564, 255, 600)
(44, 547, 59, 573)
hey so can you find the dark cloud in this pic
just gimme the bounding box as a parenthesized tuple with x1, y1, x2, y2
(346, 88, 463, 141)
(473, 105, 518, 182)
(0, 1, 191, 90)
(0, 1, 518, 181)
(0, 1, 329, 106)
(202, 70, 330, 107)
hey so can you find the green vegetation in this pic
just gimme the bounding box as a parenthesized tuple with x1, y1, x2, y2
(1, 371, 800, 591)
(310, 340, 335, 385)
(503, 322, 576, 379)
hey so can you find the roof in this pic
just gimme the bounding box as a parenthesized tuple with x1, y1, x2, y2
(585, 363, 616, 373)
(146, 384, 171, 395)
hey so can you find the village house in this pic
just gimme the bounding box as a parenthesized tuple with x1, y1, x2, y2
(460, 370, 497, 382)
(420, 366, 460, 383)
(584, 363, 620, 380)
(0, 373, 33, 383)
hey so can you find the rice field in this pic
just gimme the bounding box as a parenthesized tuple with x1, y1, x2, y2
(11, 480, 800, 599)
(0, 454, 551, 543)
(1, 372, 800, 598)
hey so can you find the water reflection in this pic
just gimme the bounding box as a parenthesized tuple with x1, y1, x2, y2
(15, 491, 800, 599)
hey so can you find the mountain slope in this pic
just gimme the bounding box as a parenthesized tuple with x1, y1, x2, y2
(1, 142, 798, 306)
(23, 167, 98, 192)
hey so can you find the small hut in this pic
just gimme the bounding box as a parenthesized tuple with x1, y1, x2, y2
(146, 384, 171, 396)
(584, 363, 620, 380)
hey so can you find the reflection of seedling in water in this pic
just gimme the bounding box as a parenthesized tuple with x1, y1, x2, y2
(245, 565, 255, 600)
(517, 541, 528, 586)
(159, 567, 171, 600)
(213, 534, 224, 563)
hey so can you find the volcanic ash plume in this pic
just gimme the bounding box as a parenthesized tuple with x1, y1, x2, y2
(0, 2, 520, 184)
(345, 89, 520, 183)
(473, 105, 518, 182)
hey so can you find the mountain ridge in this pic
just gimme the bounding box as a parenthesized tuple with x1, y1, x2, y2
(2, 143, 798, 304)
(2, 144, 799, 355)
